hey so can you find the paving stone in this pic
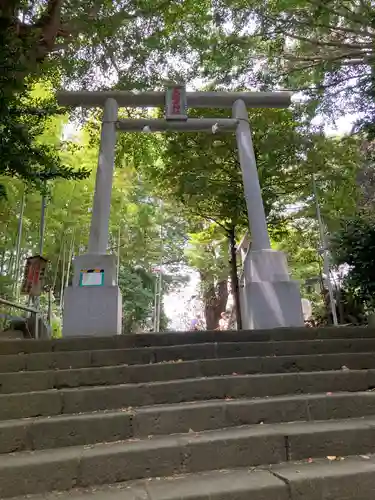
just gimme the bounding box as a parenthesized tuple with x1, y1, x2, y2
(153, 344, 216, 363)
(30, 411, 133, 449)
(133, 401, 227, 436)
(90, 348, 154, 367)
(0, 420, 29, 453)
(145, 468, 288, 500)
(307, 392, 375, 420)
(0, 354, 26, 373)
(272, 455, 375, 500)
(0, 390, 62, 420)
(224, 395, 309, 426)
(79, 437, 183, 486)
(181, 426, 286, 472)
(25, 351, 93, 371)
(0, 370, 55, 394)
(61, 384, 147, 414)
(0, 447, 81, 498)
(55, 365, 130, 389)
(285, 419, 375, 460)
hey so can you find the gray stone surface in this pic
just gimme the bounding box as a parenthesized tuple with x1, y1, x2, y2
(79, 437, 183, 486)
(0, 354, 26, 372)
(2, 326, 375, 356)
(0, 420, 29, 453)
(0, 370, 55, 393)
(286, 418, 375, 460)
(30, 411, 133, 450)
(0, 447, 80, 498)
(4, 328, 375, 499)
(272, 455, 375, 500)
(1, 369, 375, 421)
(181, 426, 286, 472)
(145, 469, 288, 500)
(4, 352, 375, 394)
(0, 390, 62, 420)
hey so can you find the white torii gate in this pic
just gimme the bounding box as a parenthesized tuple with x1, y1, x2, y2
(57, 86, 303, 337)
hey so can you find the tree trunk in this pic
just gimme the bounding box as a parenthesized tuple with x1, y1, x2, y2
(201, 274, 228, 330)
(228, 226, 242, 330)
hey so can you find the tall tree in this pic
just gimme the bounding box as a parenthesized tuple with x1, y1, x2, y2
(203, 0, 375, 129)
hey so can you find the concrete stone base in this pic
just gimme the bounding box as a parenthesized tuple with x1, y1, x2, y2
(62, 286, 122, 337)
(241, 281, 304, 330)
(241, 249, 304, 330)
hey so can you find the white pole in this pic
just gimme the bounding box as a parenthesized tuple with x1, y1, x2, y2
(88, 98, 118, 254)
(312, 175, 338, 326)
(232, 100, 271, 250)
(13, 188, 26, 298)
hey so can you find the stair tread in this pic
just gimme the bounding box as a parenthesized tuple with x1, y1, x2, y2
(7, 454, 375, 500)
(2, 415, 375, 463)
(0, 390, 374, 426)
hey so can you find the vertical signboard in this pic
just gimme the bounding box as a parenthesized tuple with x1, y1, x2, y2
(21, 255, 48, 296)
(165, 85, 188, 121)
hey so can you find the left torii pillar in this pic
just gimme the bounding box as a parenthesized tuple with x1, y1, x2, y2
(63, 99, 122, 337)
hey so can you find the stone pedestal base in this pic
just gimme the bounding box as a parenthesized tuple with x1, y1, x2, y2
(62, 286, 122, 337)
(240, 249, 304, 330)
(62, 253, 122, 337)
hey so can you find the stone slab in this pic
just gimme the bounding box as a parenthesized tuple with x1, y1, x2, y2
(6, 469, 289, 500)
(4, 420, 375, 497)
(63, 285, 122, 337)
(145, 468, 288, 500)
(1, 370, 374, 420)
(30, 411, 133, 450)
(2, 327, 375, 357)
(4, 352, 375, 394)
(0, 390, 62, 420)
(272, 455, 375, 500)
(0, 447, 80, 498)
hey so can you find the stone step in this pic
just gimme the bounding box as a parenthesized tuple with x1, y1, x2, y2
(1, 369, 375, 421)
(8, 455, 375, 500)
(2, 338, 375, 373)
(2, 351, 375, 394)
(2, 417, 375, 498)
(1, 327, 374, 355)
(3, 391, 375, 453)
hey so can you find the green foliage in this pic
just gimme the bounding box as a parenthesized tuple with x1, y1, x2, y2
(0, 14, 90, 194)
(203, 0, 375, 127)
(118, 265, 155, 332)
(331, 213, 375, 309)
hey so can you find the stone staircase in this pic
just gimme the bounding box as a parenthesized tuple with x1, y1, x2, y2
(2, 328, 375, 499)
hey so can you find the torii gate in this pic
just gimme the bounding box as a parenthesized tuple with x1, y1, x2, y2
(57, 86, 303, 337)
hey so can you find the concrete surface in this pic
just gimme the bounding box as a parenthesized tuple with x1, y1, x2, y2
(2, 328, 375, 499)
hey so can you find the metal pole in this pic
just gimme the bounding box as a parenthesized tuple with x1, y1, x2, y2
(232, 100, 271, 250)
(312, 175, 338, 326)
(39, 193, 46, 256)
(88, 98, 118, 254)
(116, 224, 121, 282)
(13, 188, 26, 298)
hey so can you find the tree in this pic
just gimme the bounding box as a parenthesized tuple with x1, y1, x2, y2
(0, 79, 90, 195)
(0, 1, 219, 191)
(0, 118, 189, 332)
(331, 212, 375, 311)
(186, 224, 230, 330)
(203, 0, 375, 129)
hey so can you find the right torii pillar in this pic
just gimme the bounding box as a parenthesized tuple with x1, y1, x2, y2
(233, 100, 304, 329)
